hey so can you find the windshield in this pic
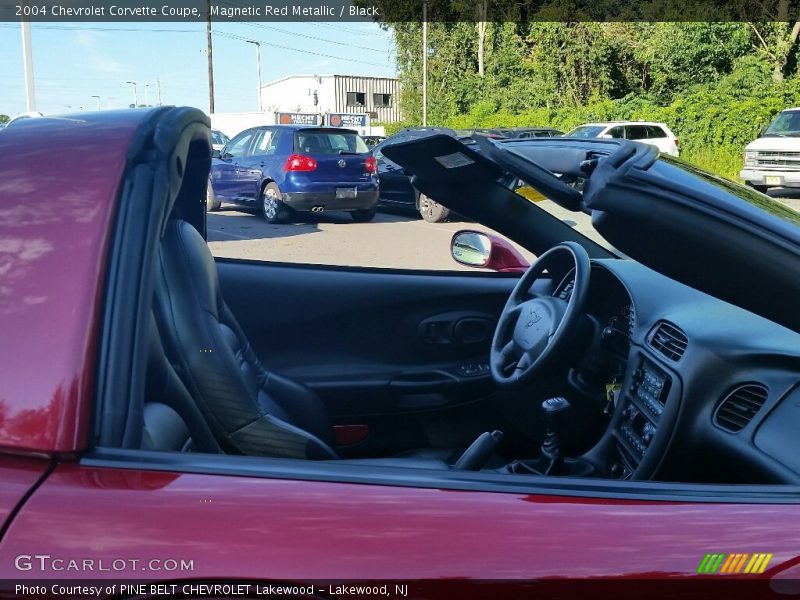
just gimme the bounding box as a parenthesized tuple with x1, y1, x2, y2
(763, 111, 800, 137)
(503, 147, 800, 254)
(566, 125, 606, 138)
(294, 131, 368, 154)
(659, 156, 800, 228)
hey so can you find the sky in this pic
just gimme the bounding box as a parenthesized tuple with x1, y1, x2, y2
(0, 21, 396, 116)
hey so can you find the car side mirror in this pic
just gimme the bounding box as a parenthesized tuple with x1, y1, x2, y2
(759, 126, 769, 137)
(211, 149, 221, 159)
(450, 230, 530, 273)
(598, 133, 613, 139)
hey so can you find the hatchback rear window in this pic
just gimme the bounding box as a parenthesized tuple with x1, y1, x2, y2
(294, 131, 368, 154)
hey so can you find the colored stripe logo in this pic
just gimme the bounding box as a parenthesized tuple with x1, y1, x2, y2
(697, 553, 772, 574)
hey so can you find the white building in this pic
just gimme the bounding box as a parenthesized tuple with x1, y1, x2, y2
(260, 74, 401, 124)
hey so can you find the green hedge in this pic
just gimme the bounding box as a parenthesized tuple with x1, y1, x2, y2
(381, 59, 800, 180)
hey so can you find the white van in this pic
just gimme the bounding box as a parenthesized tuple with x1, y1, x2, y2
(740, 108, 800, 192)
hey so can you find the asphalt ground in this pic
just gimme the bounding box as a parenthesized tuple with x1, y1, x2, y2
(207, 206, 536, 270)
(207, 194, 800, 271)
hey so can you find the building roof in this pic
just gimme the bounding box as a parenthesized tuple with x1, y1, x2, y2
(262, 73, 398, 87)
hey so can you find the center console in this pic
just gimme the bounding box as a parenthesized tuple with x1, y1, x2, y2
(609, 356, 671, 479)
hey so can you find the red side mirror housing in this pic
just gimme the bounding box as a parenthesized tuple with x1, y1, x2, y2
(450, 230, 530, 273)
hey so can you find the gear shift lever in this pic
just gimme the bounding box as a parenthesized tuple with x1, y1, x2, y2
(540, 397, 571, 475)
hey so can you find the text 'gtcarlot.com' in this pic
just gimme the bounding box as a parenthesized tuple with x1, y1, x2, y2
(13, 554, 194, 572)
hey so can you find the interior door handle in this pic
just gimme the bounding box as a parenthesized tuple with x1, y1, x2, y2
(453, 317, 493, 344)
(419, 313, 495, 345)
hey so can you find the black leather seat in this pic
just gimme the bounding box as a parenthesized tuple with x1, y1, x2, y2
(143, 313, 222, 454)
(153, 219, 453, 466)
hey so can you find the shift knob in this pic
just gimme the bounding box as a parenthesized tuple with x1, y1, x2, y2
(542, 397, 571, 433)
(540, 397, 571, 474)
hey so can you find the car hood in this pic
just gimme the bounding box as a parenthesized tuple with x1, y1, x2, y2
(745, 136, 800, 151)
(382, 135, 800, 332)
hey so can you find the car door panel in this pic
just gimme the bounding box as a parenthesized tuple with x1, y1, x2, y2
(235, 130, 266, 203)
(210, 158, 238, 201)
(216, 260, 513, 389)
(1, 461, 795, 599)
(211, 130, 257, 203)
(377, 156, 416, 206)
(215, 260, 528, 454)
(0, 458, 49, 533)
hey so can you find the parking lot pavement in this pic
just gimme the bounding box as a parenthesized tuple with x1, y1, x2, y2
(768, 189, 800, 213)
(206, 197, 617, 271)
(207, 208, 536, 270)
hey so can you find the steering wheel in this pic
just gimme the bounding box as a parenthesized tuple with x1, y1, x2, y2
(490, 242, 591, 388)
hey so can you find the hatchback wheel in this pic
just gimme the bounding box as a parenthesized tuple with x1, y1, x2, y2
(261, 182, 290, 224)
(206, 180, 221, 212)
(419, 193, 450, 223)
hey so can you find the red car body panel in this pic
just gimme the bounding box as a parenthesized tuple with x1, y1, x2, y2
(0, 113, 143, 455)
(1, 462, 798, 584)
(0, 458, 48, 531)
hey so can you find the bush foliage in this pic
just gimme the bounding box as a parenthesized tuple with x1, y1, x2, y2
(379, 22, 800, 179)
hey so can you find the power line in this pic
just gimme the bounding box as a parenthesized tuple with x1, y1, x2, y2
(236, 22, 386, 53)
(308, 22, 389, 37)
(213, 30, 390, 67)
(0, 23, 392, 68)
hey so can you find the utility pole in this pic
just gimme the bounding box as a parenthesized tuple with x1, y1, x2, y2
(246, 40, 262, 112)
(206, 0, 215, 113)
(144, 82, 157, 107)
(125, 81, 138, 107)
(422, 0, 427, 126)
(477, 1, 487, 78)
(156, 79, 162, 105)
(91, 95, 101, 110)
(20, 19, 36, 111)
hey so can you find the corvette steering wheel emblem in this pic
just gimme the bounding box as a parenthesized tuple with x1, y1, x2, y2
(338, 159, 347, 168)
(526, 308, 543, 328)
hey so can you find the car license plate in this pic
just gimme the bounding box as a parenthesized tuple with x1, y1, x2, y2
(765, 175, 783, 186)
(336, 187, 357, 199)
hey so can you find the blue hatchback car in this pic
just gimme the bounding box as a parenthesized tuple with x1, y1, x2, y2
(208, 126, 379, 223)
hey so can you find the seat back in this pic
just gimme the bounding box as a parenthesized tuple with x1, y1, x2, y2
(153, 219, 338, 460)
(143, 313, 221, 453)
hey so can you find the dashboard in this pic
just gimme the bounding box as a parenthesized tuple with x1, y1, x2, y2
(560, 259, 800, 485)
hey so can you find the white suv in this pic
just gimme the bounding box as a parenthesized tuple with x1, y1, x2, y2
(566, 121, 680, 157)
(740, 108, 800, 193)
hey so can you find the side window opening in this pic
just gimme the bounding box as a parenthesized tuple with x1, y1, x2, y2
(224, 131, 255, 158)
(607, 126, 625, 139)
(254, 130, 280, 155)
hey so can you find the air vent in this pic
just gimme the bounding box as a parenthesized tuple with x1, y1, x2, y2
(648, 321, 688, 361)
(714, 384, 768, 433)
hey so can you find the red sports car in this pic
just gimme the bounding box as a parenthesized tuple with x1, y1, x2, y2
(1, 108, 800, 599)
